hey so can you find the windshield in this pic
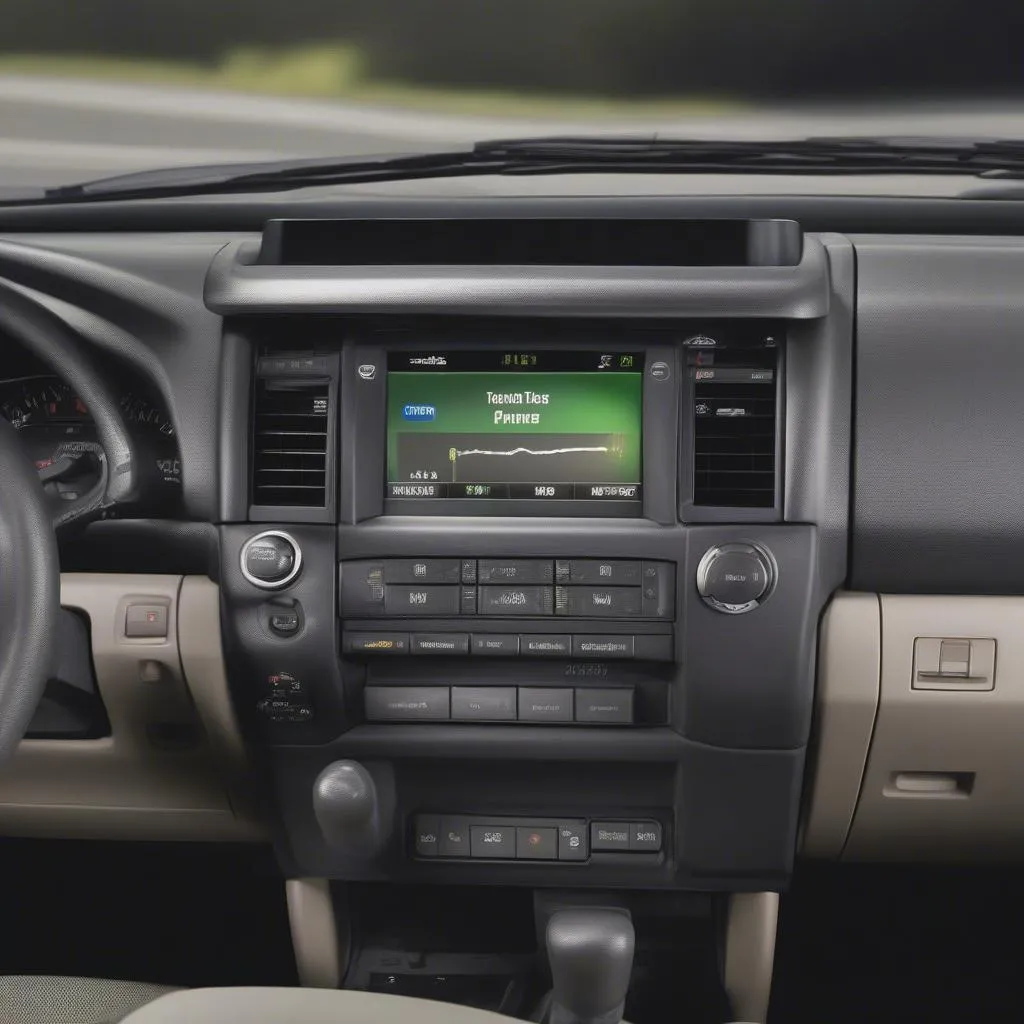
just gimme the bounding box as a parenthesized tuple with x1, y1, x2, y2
(4, 2, 1021, 196)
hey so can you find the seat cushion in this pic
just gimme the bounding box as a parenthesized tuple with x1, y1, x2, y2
(0, 976, 178, 1024)
(121, 988, 521, 1024)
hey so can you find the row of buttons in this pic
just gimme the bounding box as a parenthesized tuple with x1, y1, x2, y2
(340, 560, 675, 620)
(414, 815, 662, 860)
(343, 631, 672, 661)
(378, 559, 645, 586)
(365, 686, 633, 724)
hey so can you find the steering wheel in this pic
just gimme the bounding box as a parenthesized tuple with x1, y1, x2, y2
(0, 280, 138, 764)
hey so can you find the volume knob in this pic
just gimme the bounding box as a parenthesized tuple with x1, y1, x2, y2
(696, 542, 774, 614)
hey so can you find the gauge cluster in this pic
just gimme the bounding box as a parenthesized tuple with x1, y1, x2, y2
(0, 375, 182, 510)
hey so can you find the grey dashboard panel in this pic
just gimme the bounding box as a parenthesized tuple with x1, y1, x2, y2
(852, 236, 1024, 593)
(784, 233, 854, 591)
(204, 235, 832, 319)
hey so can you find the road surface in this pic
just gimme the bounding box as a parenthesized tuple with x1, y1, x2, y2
(4, 74, 1024, 190)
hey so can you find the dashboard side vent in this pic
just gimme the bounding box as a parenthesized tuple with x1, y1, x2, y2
(251, 376, 330, 508)
(693, 378, 777, 508)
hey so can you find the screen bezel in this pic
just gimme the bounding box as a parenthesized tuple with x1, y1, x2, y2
(341, 323, 680, 522)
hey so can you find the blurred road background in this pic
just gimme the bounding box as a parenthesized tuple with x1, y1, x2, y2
(3, 0, 1024, 188)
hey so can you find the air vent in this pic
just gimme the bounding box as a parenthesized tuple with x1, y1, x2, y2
(251, 377, 329, 508)
(693, 378, 777, 508)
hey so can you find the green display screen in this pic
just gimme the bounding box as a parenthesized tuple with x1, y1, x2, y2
(386, 351, 643, 503)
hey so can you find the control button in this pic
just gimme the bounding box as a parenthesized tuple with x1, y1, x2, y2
(440, 818, 470, 857)
(268, 607, 301, 636)
(383, 559, 461, 584)
(414, 815, 441, 857)
(574, 687, 634, 724)
(471, 634, 520, 656)
(124, 603, 169, 639)
(629, 821, 663, 852)
(460, 586, 479, 615)
(257, 698, 314, 724)
(650, 361, 671, 381)
(571, 636, 635, 659)
(555, 560, 642, 586)
(516, 826, 557, 860)
(461, 559, 478, 584)
(268, 671, 307, 699)
(558, 824, 588, 861)
(364, 686, 450, 721)
(410, 633, 470, 655)
(240, 531, 302, 589)
(479, 586, 554, 616)
(478, 559, 554, 584)
(633, 634, 673, 662)
(344, 632, 410, 655)
(556, 586, 643, 618)
(520, 635, 571, 657)
(451, 687, 517, 721)
(590, 822, 631, 852)
(340, 560, 386, 615)
(471, 825, 516, 859)
(696, 544, 774, 614)
(518, 688, 573, 722)
(384, 585, 460, 616)
(641, 562, 676, 619)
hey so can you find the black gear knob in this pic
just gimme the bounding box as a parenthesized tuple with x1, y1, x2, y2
(313, 760, 383, 858)
(546, 909, 635, 1024)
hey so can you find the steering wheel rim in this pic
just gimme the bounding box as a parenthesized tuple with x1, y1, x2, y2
(0, 280, 139, 764)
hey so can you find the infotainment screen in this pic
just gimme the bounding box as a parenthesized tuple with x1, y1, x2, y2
(386, 350, 643, 507)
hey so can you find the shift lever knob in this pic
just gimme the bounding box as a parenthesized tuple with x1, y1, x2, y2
(313, 760, 382, 858)
(546, 909, 635, 1024)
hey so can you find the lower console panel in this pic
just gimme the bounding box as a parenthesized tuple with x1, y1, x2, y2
(219, 519, 828, 891)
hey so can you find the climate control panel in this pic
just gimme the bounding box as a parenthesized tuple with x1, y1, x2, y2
(340, 558, 675, 620)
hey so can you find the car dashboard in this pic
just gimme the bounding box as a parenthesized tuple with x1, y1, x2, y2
(0, 193, 1021, 888)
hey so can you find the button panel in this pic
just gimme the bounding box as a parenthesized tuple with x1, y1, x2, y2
(124, 602, 169, 639)
(479, 586, 554, 616)
(365, 686, 450, 721)
(518, 687, 574, 722)
(343, 631, 671, 662)
(411, 815, 663, 862)
(364, 685, 634, 724)
(479, 559, 555, 585)
(556, 586, 643, 617)
(341, 558, 675, 620)
(383, 559, 461, 584)
(410, 632, 470, 655)
(384, 585, 461, 616)
(451, 687, 517, 721)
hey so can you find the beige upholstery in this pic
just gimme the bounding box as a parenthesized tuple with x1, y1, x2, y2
(122, 988, 519, 1024)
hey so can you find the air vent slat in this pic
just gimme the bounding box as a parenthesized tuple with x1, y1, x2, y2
(693, 379, 777, 508)
(251, 377, 330, 508)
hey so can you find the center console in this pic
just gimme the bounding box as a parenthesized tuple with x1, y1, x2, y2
(213, 217, 853, 898)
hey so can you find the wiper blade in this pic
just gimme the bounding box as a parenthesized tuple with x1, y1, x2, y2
(31, 135, 1024, 205)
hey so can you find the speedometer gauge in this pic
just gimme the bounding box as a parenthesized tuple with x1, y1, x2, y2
(0, 375, 181, 500)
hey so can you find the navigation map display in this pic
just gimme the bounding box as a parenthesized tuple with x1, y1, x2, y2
(386, 350, 643, 506)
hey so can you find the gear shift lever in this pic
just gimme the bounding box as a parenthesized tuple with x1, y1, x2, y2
(545, 909, 635, 1024)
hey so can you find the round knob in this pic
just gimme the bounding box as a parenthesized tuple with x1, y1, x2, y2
(313, 760, 383, 858)
(240, 531, 302, 589)
(696, 542, 775, 614)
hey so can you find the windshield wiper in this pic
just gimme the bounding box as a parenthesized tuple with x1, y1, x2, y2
(30, 136, 1024, 205)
